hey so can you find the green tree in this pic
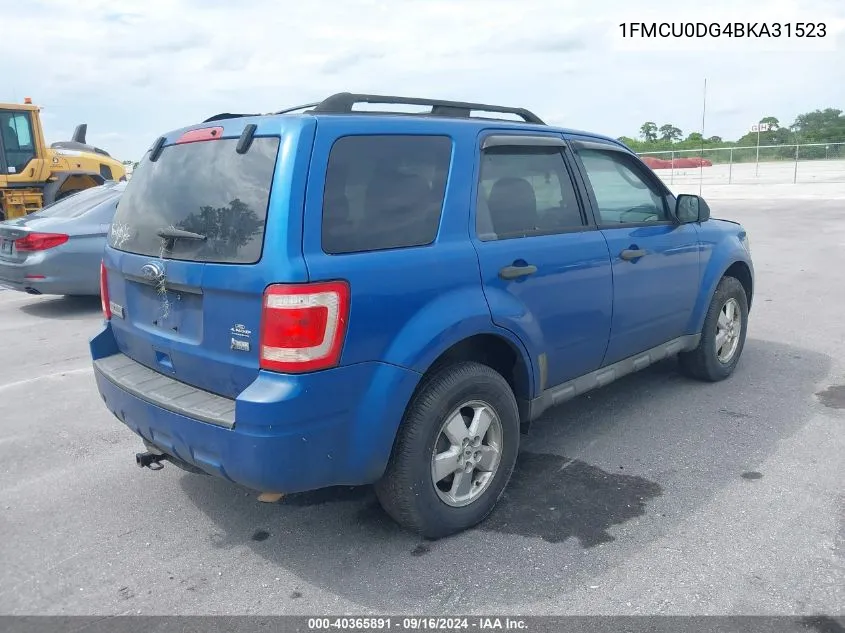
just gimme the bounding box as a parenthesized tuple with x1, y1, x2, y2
(659, 124, 683, 142)
(737, 125, 794, 147)
(624, 106, 843, 163)
(790, 108, 845, 143)
(759, 116, 781, 129)
(639, 122, 658, 142)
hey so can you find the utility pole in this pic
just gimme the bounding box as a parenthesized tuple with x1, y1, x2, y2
(699, 77, 707, 196)
(753, 121, 770, 178)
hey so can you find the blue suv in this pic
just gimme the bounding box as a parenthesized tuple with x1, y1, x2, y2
(91, 93, 754, 538)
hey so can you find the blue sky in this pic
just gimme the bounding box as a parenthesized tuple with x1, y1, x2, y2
(4, 0, 843, 161)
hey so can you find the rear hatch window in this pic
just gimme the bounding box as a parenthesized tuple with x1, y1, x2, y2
(109, 136, 280, 263)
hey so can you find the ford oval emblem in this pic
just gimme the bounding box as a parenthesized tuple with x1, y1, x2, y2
(140, 262, 164, 280)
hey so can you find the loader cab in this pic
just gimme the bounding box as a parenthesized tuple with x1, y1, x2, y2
(1, 100, 127, 221)
(0, 108, 38, 176)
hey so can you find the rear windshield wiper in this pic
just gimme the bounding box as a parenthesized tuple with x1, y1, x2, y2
(156, 227, 207, 241)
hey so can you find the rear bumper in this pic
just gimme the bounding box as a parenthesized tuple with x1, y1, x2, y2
(90, 323, 421, 494)
(0, 260, 37, 292)
(0, 258, 97, 295)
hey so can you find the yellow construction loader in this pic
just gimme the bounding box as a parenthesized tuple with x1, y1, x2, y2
(0, 98, 127, 220)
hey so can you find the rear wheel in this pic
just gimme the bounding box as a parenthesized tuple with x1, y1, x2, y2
(375, 361, 519, 539)
(679, 276, 749, 381)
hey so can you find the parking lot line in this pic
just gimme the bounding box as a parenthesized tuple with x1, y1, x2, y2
(0, 366, 93, 393)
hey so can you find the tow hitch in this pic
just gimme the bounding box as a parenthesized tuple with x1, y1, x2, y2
(136, 451, 165, 471)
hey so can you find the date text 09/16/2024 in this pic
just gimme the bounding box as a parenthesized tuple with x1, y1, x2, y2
(307, 617, 528, 631)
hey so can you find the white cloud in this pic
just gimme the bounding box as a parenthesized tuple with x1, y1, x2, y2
(3, 0, 843, 160)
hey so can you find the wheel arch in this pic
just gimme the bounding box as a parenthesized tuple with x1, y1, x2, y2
(347, 330, 535, 493)
(724, 260, 753, 311)
(687, 251, 754, 335)
(415, 331, 535, 428)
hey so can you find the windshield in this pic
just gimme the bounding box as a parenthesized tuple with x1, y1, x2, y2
(108, 136, 279, 264)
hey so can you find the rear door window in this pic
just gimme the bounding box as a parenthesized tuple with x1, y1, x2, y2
(321, 135, 452, 254)
(109, 137, 280, 264)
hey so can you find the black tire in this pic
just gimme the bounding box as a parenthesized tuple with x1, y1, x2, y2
(374, 361, 520, 539)
(679, 276, 749, 382)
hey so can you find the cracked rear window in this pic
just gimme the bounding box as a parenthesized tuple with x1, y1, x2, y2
(109, 136, 280, 264)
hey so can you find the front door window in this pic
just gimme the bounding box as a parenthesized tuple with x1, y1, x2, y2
(576, 148, 669, 225)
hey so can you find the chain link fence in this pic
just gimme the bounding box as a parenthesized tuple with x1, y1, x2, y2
(637, 142, 845, 186)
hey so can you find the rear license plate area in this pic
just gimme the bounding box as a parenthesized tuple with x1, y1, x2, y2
(127, 281, 203, 342)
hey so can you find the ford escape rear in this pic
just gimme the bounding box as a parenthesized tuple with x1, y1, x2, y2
(91, 92, 754, 538)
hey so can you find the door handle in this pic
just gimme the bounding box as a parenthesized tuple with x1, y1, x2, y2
(499, 264, 538, 280)
(620, 248, 648, 261)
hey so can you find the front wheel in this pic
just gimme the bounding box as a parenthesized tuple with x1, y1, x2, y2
(679, 276, 749, 382)
(375, 361, 520, 539)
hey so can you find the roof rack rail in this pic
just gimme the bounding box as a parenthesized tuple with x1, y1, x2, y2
(204, 93, 545, 125)
(273, 102, 321, 115)
(305, 92, 545, 124)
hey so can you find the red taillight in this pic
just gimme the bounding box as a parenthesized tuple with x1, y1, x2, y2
(260, 281, 350, 374)
(14, 232, 69, 252)
(100, 261, 111, 320)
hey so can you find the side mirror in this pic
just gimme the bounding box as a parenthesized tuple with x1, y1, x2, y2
(675, 194, 710, 223)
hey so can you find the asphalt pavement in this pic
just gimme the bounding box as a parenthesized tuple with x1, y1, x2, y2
(0, 198, 842, 616)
